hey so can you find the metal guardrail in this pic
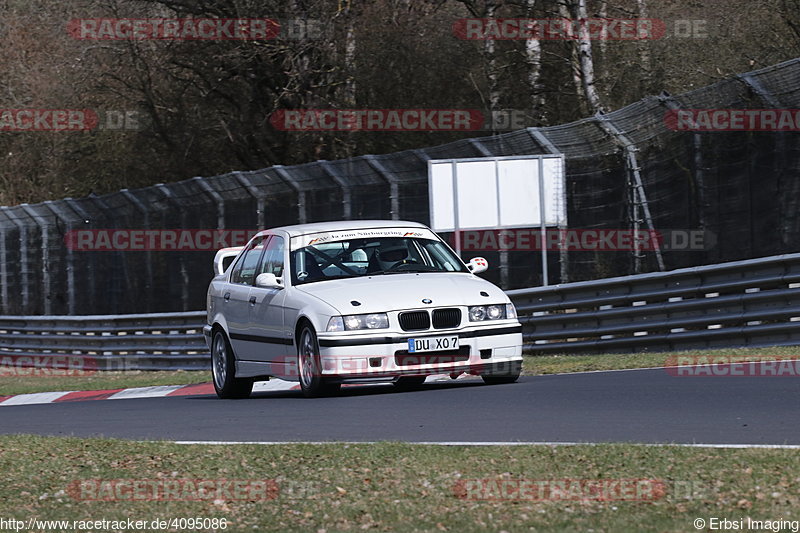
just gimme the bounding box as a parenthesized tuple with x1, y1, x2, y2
(1, 253, 799, 371)
(508, 253, 800, 354)
(0, 311, 208, 371)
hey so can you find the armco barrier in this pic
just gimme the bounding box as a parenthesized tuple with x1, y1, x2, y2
(509, 252, 800, 354)
(0, 311, 208, 371)
(1, 253, 799, 370)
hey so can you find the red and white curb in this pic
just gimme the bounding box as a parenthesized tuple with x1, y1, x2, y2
(0, 374, 478, 407)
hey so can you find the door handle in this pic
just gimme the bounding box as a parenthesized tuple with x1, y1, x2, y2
(223, 292, 230, 302)
(249, 296, 257, 305)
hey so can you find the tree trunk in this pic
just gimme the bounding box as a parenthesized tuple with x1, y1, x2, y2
(636, 0, 653, 93)
(484, 0, 500, 132)
(574, 0, 604, 113)
(524, 0, 544, 123)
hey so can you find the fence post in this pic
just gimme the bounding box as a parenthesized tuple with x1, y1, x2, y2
(19, 205, 51, 315)
(658, 93, 710, 261)
(120, 189, 154, 312)
(273, 166, 306, 224)
(467, 138, 512, 288)
(233, 172, 266, 229)
(364, 155, 400, 220)
(1, 207, 29, 313)
(89, 196, 128, 312)
(594, 114, 665, 273)
(319, 161, 353, 220)
(62, 199, 96, 313)
(192, 177, 226, 229)
(156, 184, 190, 310)
(41, 201, 75, 315)
(0, 214, 7, 314)
(737, 72, 790, 253)
(528, 128, 569, 283)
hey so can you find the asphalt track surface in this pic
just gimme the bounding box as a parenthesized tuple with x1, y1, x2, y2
(1, 365, 800, 444)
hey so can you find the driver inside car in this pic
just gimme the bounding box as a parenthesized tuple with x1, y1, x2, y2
(367, 241, 413, 273)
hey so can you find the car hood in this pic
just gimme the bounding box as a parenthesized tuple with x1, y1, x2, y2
(295, 273, 509, 314)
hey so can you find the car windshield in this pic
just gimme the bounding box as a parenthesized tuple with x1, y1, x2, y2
(290, 236, 468, 285)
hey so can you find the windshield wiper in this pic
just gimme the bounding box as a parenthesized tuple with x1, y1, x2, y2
(298, 274, 358, 284)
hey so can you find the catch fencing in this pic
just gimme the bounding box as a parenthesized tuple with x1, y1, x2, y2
(1, 252, 798, 370)
(2, 58, 800, 315)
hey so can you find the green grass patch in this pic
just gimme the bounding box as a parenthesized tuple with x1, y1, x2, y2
(523, 345, 800, 376)
(0, 435, 798, 531)
(0, 370, 208, 396)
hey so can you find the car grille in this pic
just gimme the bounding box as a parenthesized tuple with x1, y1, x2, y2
(394, 347, 471, 366)
(432, 308, 461, 329)
(399, 311, 430, 331)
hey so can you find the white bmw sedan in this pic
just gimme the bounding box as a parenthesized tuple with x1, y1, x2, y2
(204, 220, 523, 398)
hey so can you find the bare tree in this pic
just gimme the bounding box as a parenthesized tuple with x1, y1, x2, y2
(454, 0, 501, 131)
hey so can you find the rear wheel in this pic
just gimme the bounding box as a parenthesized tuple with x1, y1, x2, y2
(297, 324, 340, 397)
(481, 361, 522, 385)
(211, 330, 253, 399)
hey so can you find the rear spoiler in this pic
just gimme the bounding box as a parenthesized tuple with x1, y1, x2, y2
(213, 247, 244, 275)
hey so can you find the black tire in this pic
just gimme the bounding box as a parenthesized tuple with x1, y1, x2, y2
(393, 375, 427, 391)
(211, 330, 253, 399)
(481, 360, 522, 385)
(297, 323, 340, 398)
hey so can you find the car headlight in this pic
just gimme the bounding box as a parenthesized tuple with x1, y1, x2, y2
(327, 313, 389, 331)
(469, 304, 508, 321)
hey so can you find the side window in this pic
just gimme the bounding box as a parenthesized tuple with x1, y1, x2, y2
(231, 236, 268, 285)
(257, 235, 285, 278)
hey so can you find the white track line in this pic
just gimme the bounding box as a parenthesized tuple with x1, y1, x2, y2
(171, 441, 800, 449)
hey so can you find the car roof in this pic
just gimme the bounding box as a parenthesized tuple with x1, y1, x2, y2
(265, 220, 429, 238)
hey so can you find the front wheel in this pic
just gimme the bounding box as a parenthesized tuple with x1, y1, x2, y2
(211, 330, 253, 399)
(481, 360, 522, 385)
(297, 324, 340, 398)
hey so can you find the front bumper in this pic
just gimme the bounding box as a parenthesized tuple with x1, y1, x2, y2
(315, 323, 522, 381)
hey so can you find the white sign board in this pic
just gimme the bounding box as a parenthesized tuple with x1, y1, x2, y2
(428, 155, 566, 232)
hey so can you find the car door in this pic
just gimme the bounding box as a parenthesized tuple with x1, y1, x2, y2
(247, 235, 289, 364)
(225, 235, 268, 359)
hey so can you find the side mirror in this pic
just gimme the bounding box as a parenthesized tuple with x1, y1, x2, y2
(467, 257, 488, 274)
(255, 273, 284, 290)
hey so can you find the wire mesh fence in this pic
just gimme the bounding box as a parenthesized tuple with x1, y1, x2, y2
(2, 58, 800, 315)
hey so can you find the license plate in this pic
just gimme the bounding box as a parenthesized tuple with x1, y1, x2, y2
(407, 336, 459, 353)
